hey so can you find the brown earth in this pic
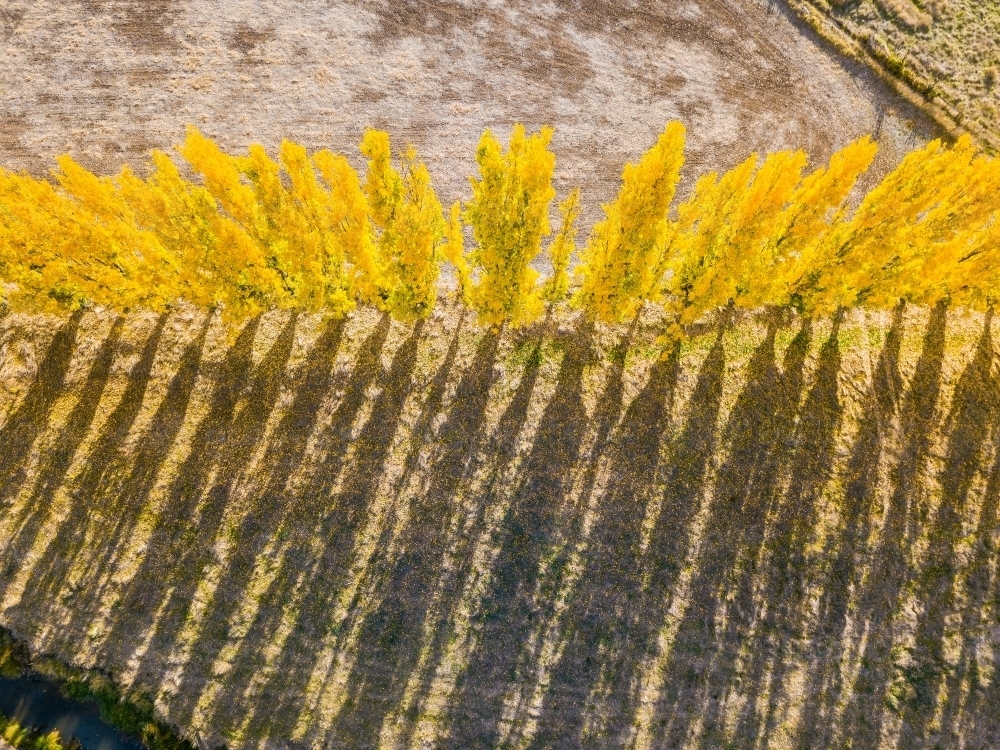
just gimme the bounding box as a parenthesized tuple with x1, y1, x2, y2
(0, 0, 941, 229)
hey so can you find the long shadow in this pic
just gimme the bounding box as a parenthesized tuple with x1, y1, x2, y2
(837, 305, 962, 750)
(897, 312, 995, 746)
(650, 318, 806, 748)
(64, 314, 214, 647)
(938, 408, 1000, 745)
(394, 333, 547, 750)
(201, 316, 391, 736)
(165, 316, 357, 725)
(12, 314, 168, 616)
(104, 314, 296, 683)
(156, 315, 347, 729)
(0, 317, 124, 584)
(527, 339, 682, 750)
(443, 321, 595, 750)
(189, 316, 404, 735)
(573, 327, 727, 749)
(131, 314, 298, 716)
(491, 325, 633, 748)
(793, 305, 923, 748)
(230, 321, 466, 743)
(731, 317, 842, 748)
(0, 310, 83, 502)
(827, 304, 951, 748)
(323, 328, 501, 748)
(97, 315, 263, 667)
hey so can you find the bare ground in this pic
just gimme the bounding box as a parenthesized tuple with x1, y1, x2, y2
(0, 0, 941, 228)
(1, 300, 999, 750)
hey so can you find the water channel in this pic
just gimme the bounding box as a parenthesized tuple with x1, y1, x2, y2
(0, 674, 145, 750)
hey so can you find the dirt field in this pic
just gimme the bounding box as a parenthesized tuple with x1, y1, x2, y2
(2, 302, 1000, 750)
(0, 0, 940, 228)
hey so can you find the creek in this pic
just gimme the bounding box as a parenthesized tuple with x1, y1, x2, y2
(0, 674, 145, 750)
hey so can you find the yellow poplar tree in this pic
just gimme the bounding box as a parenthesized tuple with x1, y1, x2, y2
(758, 136, 878, 309)
(662, 154, 759, 328)
(807, 136, 979, 313)
(677, 149, 808, 324)
(459, 124, 557, 328)
(280, 140, 355, 316)
(54, 155, 179, 311)
(442, 200, 471, 304)
(116, 150, 284, 320)
(574, 122, 686, 322)
(893, 142, 1000, 308)
(542, 188, 581, 304)
(360, 130, 445, 321)
(311, 148, 383, 305)
(0, 167, 93, 312)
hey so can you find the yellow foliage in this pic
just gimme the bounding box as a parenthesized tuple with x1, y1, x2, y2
(116, 151, 283, 320)
(360, 130, 445, 321)
(763, 136, 878, 309)
(575, 122, 686, 322)
(663, 153, 759, 326)
(462, 124, 557, 328)
(807, 135, 979, 314)
(442, 200, 471, 304)
(543, 188, 581, 304)
(4, 123, 1000, 335)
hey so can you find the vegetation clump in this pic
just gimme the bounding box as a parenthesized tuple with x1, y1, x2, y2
(0, 628, 194, 750)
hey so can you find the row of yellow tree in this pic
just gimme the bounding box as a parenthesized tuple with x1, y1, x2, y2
(1, 123, 999, 331)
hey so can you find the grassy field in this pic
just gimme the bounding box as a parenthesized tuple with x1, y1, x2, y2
(793, 0, 1000, 147)
(1, 300, 999, 749)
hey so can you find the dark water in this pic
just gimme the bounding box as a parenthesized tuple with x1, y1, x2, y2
(0, 675, 145, 750)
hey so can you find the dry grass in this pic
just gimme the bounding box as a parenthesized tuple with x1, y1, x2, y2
(1, 299, 999, 749)
(800, 0, 1000, 145)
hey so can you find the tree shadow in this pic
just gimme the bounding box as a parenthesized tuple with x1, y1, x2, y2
(650, 316, 808, 748)
(495, 323, 633, 748)
(227, 320, 465, 743)
(442, 320, 595, 750)
(163, 315, 359, 725)
(392, 332, 547, 750)
(537, 324, 724, 750)
(183, 316, 421, 735)
(320, 327, 501, 748)
(897, 311, 995, 746)
(937, 407, 1000, 747)
(0, 310, 84, 503)
(143, 314, 348, 728)
(100, 314, 295, 681)
(12, 314, 169, 618)
(128, 313, 299, 716)
(834, 304, 963, 750)
(0, 316, 124, 587)
(797, 305, 946, 747)
(527, 337, 682, 750)
(730, 316, 842, 748)
(69, 315, 214, 645)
